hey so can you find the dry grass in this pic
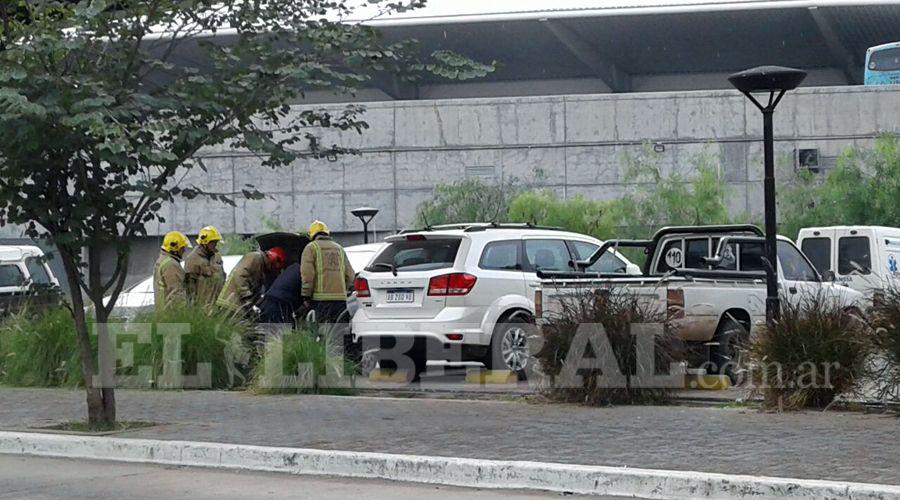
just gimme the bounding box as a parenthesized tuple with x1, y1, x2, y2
(535, 286, 682, 406)
(749, 294, 872, 410)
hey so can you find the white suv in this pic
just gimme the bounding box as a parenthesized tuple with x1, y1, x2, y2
(350, 223, 640, 378)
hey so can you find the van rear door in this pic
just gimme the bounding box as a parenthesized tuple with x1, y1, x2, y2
(835, 228, 880, 294)
(798, 228, 835, 276)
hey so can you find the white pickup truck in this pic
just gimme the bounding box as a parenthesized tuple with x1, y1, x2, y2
(535, 225, 863, 380)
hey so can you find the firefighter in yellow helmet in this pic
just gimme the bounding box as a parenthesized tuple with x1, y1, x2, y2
(153, 231, 190, 312)
(184, 226, 226, 307)
(300, 221, 354, 323)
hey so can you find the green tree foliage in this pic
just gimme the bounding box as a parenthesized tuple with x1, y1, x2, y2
(414, 177, 520, 227)
(507, 190, 620, 240)
(0, 0, 492, 427)
(618, 143, 732, 236)
(780, 135, 900, 239)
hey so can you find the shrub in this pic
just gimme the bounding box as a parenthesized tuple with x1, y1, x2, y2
(748, 294, 871, 410)
(780, 134, 900, 238)
(508, 190, 620, 240)
(535, 287, 682, 405)
(249, 327, 355, 395)
(414, 177, 521, 227)
(618, 143, 733, 236)
(0, 306, 90, 388)
(871, 285, 900, 402)
(219, 233, 258, 256)
(130, 305, 253, 389)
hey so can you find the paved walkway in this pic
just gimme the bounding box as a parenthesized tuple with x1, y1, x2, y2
(0, 388, 897, 485)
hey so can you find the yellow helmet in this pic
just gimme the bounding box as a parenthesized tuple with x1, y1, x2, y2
(308, 220, 330, 239)
(161, 231, 191, 253)
(196, 226, 223, 245)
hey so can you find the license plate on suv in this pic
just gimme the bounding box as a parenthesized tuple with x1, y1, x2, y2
(386, 289, 415, 303)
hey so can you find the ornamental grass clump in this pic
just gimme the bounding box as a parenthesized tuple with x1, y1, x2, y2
(0, 306, 87, 387)
(250, 326, 355, 396)
(535, 286, 682, 405)
(749, 294, 871, 410)
(871, 285, 900, 402)
(130, 305, 252, 389)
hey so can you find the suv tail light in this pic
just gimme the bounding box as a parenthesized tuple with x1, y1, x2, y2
(354, 276, 370, 298)
(667, 288, 685, 319)
(428, 273, 477, 296)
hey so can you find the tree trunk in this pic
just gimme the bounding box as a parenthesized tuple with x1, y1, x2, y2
(58, 246, 116, 429)
(88, 245, 117, 426)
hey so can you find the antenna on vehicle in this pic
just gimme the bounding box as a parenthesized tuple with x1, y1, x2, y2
(420, 210, 432, 231)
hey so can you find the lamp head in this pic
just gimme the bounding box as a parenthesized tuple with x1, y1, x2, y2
(728, 65, 807, 94)
(351, 207, 379, 220)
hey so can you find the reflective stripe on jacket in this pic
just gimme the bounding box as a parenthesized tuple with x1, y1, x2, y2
(153, 251, 186, 311)
(184, 246, 225, 307)
(300, 236, 353, 301)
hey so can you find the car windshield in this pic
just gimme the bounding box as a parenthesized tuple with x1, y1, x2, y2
(368, 238, 461, 272)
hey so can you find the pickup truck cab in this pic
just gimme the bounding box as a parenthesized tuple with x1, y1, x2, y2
(0, 245, 61, 316)
(797, 226, 900, 304)
(536, 225, 863, 380)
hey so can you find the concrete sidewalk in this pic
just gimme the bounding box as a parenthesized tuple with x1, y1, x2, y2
(0, 388, 897, 485)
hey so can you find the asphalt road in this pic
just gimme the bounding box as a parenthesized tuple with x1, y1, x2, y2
(0, 455, 619, 500)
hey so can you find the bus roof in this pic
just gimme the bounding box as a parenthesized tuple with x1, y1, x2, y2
(868, 41, 900, 53)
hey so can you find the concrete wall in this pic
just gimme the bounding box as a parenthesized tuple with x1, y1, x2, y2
(152, 84, 899, 239)
(2, 84, 897, 287)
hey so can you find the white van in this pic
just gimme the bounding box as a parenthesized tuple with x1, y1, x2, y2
(797, 226, 900, 300)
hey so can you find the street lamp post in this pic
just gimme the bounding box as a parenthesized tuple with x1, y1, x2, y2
(728, 66, 807, 327)
(350, 207, 379, 244)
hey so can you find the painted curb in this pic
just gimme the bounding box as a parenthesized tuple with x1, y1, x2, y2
(0, 431, 898, 500)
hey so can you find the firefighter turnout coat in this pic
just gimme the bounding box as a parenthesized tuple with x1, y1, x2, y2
(153, 251, 186, 311)
(184, 245, 225, 306)
(300, 236, 354, 302)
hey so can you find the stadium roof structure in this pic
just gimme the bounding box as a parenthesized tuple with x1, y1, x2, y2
(157, 1, 900, 98)
(362, 0, 900, 94)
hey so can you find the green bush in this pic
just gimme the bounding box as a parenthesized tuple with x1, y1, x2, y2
(414, 177, 521, 227)
(249, 327, 355, 395)
(780, 134, 900, 238)
(130, 305, 253, 389)
(749, 295, 871, 410)
(871, 285, 900, 402)
(0, 306, 89, 388)
(535, 287, 681, 405)
(508, 191, 620, 240)
(618, 143, 733, 236)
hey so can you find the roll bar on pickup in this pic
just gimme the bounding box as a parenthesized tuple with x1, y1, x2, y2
(578, 224, 764, 271)
(538, 225, 769, 281)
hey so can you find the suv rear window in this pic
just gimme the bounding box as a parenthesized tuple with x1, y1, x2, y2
(368, 238, 461, 272)
(838, 236, 872, 275)
(479, 240, 521, 271)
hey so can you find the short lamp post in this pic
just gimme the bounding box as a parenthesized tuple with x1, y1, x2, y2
(728, 65, 807, 327)
(350, 207, 379, 244)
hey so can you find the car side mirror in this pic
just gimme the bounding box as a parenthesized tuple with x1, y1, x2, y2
(821, 270, 835, 282)
(625, 263, 642, 275)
